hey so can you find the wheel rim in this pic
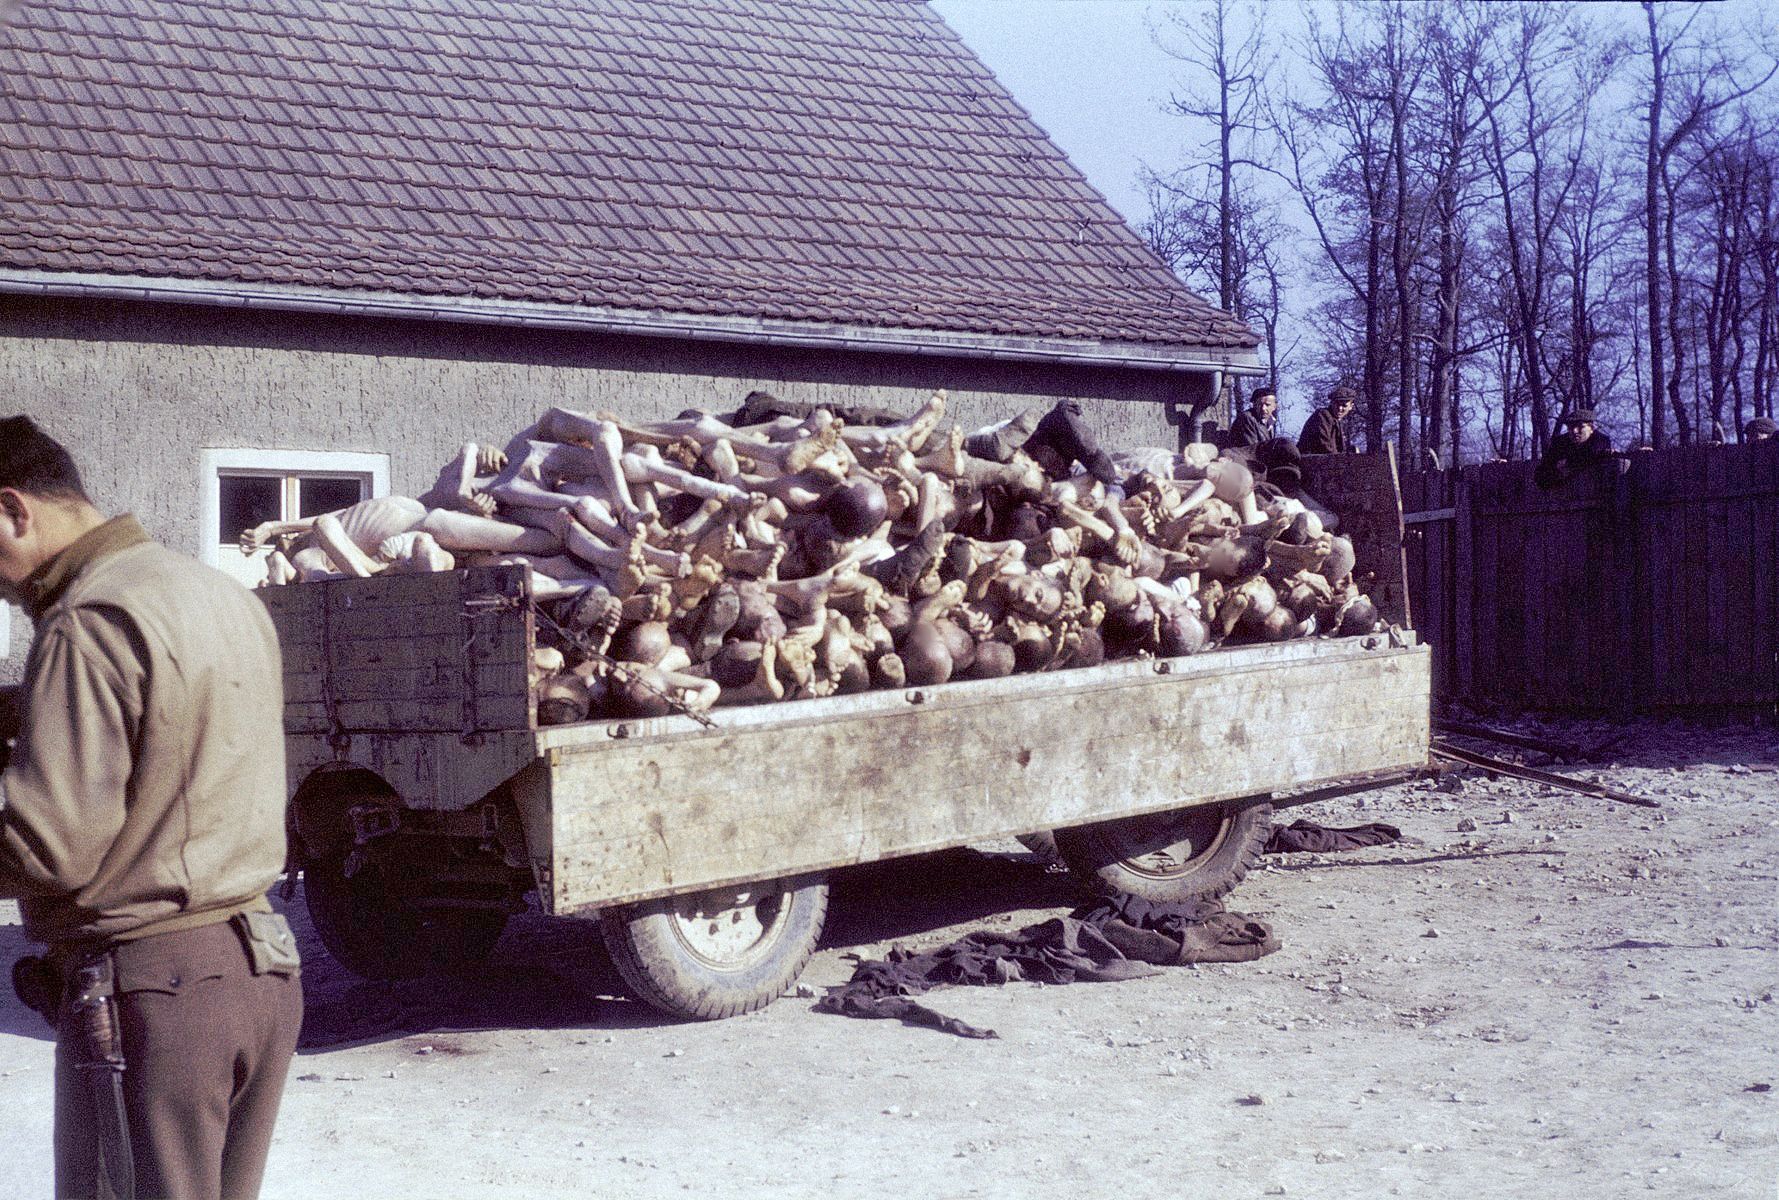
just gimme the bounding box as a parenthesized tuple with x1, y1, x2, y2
(1096, 807, 1232, 879)
(668, 884, 793, 969)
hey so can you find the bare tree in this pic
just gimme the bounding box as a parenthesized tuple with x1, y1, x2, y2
(1144, 0, 1777, 466)
(1749, 125, 1779, 426)
(1380, 3, 1429, 466)
(1421, 2, 1506, 468)
(1635, 1, 1777, 446)
(1278, 4, 1410, 451)
(1142, 0, 1283, 425)
(1692, 119, 1763, 437)
(1478, 5, 1620, 457)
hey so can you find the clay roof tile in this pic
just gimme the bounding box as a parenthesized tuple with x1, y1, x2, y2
(0, 0, 1258, 352)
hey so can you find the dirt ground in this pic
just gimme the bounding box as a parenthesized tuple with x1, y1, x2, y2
(2, 715, 1775, 1199)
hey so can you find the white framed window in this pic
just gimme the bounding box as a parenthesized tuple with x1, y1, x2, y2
(200, 449, 390, 588)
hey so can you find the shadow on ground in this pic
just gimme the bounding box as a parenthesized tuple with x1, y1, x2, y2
(291, 847, 1078, 1051)
(1439, 710, 1779, 773)
(290, 886, 648, 1050)
(0, 921, 55, 1043)
(824, 847, 1080, 950)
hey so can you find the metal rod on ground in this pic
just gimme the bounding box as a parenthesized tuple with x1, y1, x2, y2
(1269, 766, 1432, 810)
(1432, 719, 1586, 762)
(1430, 740, 1660, 809)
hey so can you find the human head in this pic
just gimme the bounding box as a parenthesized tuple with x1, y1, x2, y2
(823, 477, 889, 539)
(1251, 387, 1278, 421)
(1558, 408, 1597, 442)
(0, 416, 102, 595)
(1328, 385, 1356, 420)
(995, 572, 1063, 620)
(1747, 417, 1777, 442)
(1204, 535, 1266, 579)
(732, 390, 781, 425)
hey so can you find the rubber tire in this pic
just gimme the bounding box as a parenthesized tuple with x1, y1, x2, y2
(1053, 800, 1273, 904)
(303, 854, 509, 981)
(598, 877, 829, 1020)
(1015, 830, 1062, 865)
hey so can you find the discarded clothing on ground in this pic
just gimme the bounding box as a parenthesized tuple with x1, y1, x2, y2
(1263, 819, 1402, 854)
(813, 895, 1279, 1039)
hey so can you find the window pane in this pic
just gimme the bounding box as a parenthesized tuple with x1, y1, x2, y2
(298, 476, 366, 518)
(218, 475, 281, 541)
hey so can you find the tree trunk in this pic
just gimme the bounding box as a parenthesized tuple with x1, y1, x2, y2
(1644, 2, 1669, 447)
(1390, 40, 1417, 468)
(1215, 0, 1236, 423)
(1662, 171, 1691, 443)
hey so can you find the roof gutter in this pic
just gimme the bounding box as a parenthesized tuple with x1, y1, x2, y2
(0, 269, 1268, 376)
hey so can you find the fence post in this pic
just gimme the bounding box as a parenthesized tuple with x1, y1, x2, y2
(1453, 466, 1473, 705)
(1608, 464, 1639, 717)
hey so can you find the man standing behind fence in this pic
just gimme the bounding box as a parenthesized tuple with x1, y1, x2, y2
(0, 416, 301, 1200)
(1533, 409, 1624, 489)
(1227, 387, 1278, 449)
(1297, 385, 1355, 455)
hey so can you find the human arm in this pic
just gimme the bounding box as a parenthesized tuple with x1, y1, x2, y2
(1297, 410, 1338, 456)
(1534, 433, 1618, 489)
(1529, 440, 1558, 487)
(0, 614, 139, 899)
(1227, 412, 1264, 448)
(1575, 431, 1618, 465)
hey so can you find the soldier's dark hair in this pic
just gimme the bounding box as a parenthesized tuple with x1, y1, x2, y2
(0, 416, 90, 503)
(1251, 387, 1277, 404)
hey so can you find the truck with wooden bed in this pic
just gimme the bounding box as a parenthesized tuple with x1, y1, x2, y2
(258, 452, 1431, 1020)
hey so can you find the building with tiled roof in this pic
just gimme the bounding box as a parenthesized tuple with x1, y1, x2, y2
(0, 0, 1262, 642)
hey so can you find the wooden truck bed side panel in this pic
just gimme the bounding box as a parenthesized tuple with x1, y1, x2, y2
(260, 566, 533, 736)
(534, 637, 1430, 914)
(281, 729, 540, 816)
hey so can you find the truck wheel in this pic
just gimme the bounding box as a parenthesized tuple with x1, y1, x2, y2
(1054, 799, 1272, 904)
(303, 854, 509, 980)
(598, 877, 828, 1020)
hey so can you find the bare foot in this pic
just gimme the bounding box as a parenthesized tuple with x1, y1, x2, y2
(901, 390, 947, 453)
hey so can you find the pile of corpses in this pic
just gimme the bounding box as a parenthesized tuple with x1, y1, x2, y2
(242, 393, 1381, 724)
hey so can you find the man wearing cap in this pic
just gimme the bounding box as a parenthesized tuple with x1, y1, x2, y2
(0, 416, 301, 1199)
(1227, 387, 1278, 449)
(1533, 408, 1620, 489)
(1746, 417, 1776, 442)
(1297, 385, 1356, 456)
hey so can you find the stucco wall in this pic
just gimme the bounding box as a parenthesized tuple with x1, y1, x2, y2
(1, 294, 1213, 673)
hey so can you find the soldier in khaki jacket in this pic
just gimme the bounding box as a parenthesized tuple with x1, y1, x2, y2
(0, 417, 301, 1200)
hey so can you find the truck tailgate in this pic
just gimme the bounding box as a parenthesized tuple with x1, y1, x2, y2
(526, 635, 1430, 913)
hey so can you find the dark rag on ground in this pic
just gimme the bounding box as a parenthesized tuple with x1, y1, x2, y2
(813, 896, 1279, 1039)
(1262, 819, 1403, 854)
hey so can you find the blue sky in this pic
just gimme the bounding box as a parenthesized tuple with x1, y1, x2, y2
(931, 0, 1772, 433)
(931, 0, 1310, 412)
(931, 0, 1190, 228)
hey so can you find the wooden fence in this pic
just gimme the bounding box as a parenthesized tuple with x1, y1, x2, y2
(1399, 441, 1779, 712)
